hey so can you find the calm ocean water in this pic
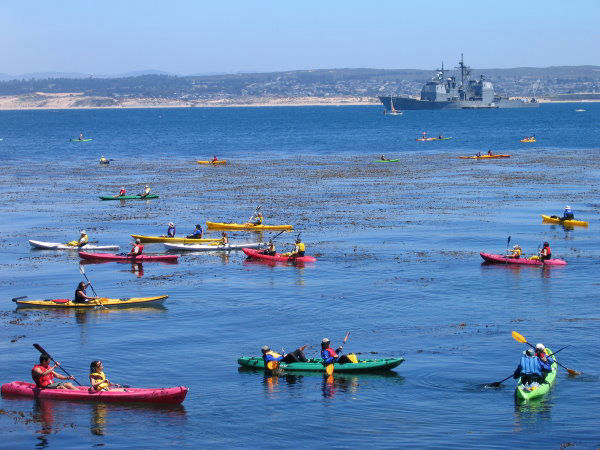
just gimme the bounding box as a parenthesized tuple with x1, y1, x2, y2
(0, 104, 599, 448)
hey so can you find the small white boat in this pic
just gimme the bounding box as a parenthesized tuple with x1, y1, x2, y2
(163, 242, 265, 252)
(29, 240, 120, 251)
(575, 109, 586, 112)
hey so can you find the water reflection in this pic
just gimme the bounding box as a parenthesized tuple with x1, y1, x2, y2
(513, 397, 553, 429)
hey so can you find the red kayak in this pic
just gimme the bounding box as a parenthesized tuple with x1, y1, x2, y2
(480, 253, 567, 266)
(242, 248, 317, 263)
(1, 381, 187, 404)
(78, 252, 179, 263)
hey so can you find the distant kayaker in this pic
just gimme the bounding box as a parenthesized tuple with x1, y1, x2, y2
(380, 155, 388, 161)
(79, 133, 84, 141)
(128, 238, 144, 257)
(321, 338, 353, 365)
(562, 205, 574, 220)
(140, 185, 151, 199)
(74, 281, 98, 304)
(261, 345, 309, 365)
(248, 212, 263, 226)
(212, 156, 219, 162)
(288, 237, 305, 258)
(487, 150, 493, 156)
(186, 224, 203, 239)
(100, 156, 109, 164)
(476, 152, 482, 157)
(506, 244, 522, 259)
(32, 354, 77, 390)
(67, 230, 89, 247)
(539, 242, 552, 261)
(114, 187, 126, 198)
(90, 361, 118, 391)
(167, 222, 176, 238)
(221, 231, 229, 244)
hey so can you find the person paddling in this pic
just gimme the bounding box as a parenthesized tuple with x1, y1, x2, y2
(261, 240, 276, 256)
(89, 360, 118, 391)
(212, 156, 219, 162)
(139, 185, 151, 199)
(261, 345, 309, 365)
(114, 187, 126, 198)
(186, 224, 203, 239)
(320, 338, 353, 365)
(74, 281, 99, 304)
(513, 348, 553, 390)
(562, 205, 574, 220)
(128, 239, 144, 257)
(506, 244, 522, 259)
(67, 230, 89, 247)
(32, 354, 77, 390)
(220, 231, 229, 244)
(247, 212, 263, 226)
(287, 237, 305, 258)
(166, 222, 176, 238)
(380, 155, 388, 161)
(79, 133, 84, 141)
(100, 156, 109, 165)
(539, 242, 552, 261)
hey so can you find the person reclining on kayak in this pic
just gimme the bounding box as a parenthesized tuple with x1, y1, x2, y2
(67, 230, 89, 247)
(139, 185, 151, 199)
(562, 205, 574, 220)
(89, 360, 119, 391)
(261, 345, 309, 366)
(32, 354, 77, 390)
(539, 242, 552, 261)
(535, 343, 555, 366)
(166, 222, 176, 238)
(74, 281, 99, 304)
(127, 239, 144, 257)
(506, 244, 522, 259)
(513, 348, 552, 389)
(321, 338, 353, 365)
(186, 224, 203, 239)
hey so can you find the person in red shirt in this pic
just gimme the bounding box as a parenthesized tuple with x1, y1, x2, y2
(128, 239, 144, 257)
(32, 354, 77, 390)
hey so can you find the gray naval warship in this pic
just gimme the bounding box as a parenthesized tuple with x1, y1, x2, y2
(379, 55, 539, 110)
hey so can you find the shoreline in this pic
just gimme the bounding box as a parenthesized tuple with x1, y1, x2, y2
(0, 93, 597, 110)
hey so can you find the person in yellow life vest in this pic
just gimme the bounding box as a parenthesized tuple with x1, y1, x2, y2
(506, 244, 522, 259)
(261, 239, 276, 256)
(67, 230, 89, 247)
(140, 185, 151, 199)
(261, 345, 308, 368)
(100, 156, 109, 165)
(89, 360, 118, 391)
(289, 238, 305, 257)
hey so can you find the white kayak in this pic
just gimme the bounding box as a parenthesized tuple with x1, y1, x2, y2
(29, 240, 120, 251)
(163, 242, 265, 252)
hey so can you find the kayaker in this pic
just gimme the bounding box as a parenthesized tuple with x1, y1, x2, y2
(321, 338, 353, 365)
(79, 133, 84, 141)
(128, 239, 144, 257)
(506, 245, 522, 259)
(186, 224, 203, 239)
(487, 150, 493, 156)
(140, 185, 151, 199)
(261, 240, 276, 256)
(167, 222, 176, 238)
(562, 205, 574, 220)
(380, 155, 388, 161)
(288, 238, 305, 258)
(476, 152, 482, 157)
(249, 212, 263, 226)
(67, 230, 89, 247)
(100, 156, 109, 164)
(114, 187, 126, 198)
(89, 360, 118, 391)
(212, 156, 219, 162)
(513, 348, 545, 388)
(535, 343, 555, 365)
(221, 232, 229, 244)
(74, 281, 98, 304)
(32, 354, 77, 390)
(261, 345, 309, 364)
(539, 242, 552, 261)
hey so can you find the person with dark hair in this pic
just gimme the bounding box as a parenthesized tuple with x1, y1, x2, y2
(539, 242, 552, 261)
(220, 232, 229, 244)
(32, 354, 77, 390)
(288, 237, 305, 258)
(186, 224, 203, 239)
(74, 281, 98, 304)
(513, 348, 553, 390)
(261, 345, 308, 366)
(89, 361, 118, 391)
(320, 338, 353, 365)
(139, 185, 151, 199)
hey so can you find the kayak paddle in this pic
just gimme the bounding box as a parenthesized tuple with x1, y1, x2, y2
(33, 343, 81, 386)
(325, 331, 350, 376)
(11, 296, 27, 302)
(512, 331, 580, 375)
(78, 265, 107, 310)
(487, 373, 513, 388)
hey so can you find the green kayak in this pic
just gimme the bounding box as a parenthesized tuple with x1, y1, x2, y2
(99, 195, 159, 200)
(374, 159, 400, 163)
(515, 348, 558, 402)
(71, 138, 93, 142)
(237, 357, 404, 373)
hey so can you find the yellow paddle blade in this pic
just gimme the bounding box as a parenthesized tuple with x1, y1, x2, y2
(325, 364, 334, 376)
(512, 331, 527, 343)
(266, 361, 278, 371)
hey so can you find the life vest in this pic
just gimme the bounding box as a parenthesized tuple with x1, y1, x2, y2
(542, 246, 552, 257)
(167, 227, 176, 237)
(323, 348, 337, 358)
(79, 235, 89, 245)
(32, 364, 53, 387)
(119, 189, 126, 196)
(90, 371, 109, 390)
(514, 248, 521, 257)
(519, 356, 542, 376)
(264, 350, 282, 360)
(132, 244, 144, 255)
(296, 243, 305, 252)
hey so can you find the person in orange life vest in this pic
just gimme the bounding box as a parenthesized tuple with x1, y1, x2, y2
(320, 338, 353, 365)
(212, 156, 219, 162)
(261, 345, 308, 364)
(539, 242, 552, 261)
(32, 354, 77, 390)
(128, 239, 144, 257)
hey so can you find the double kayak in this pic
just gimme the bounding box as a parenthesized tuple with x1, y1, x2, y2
(78, 252, 179, 263)
(541, 215, 588, 227)
(71, 138, 92, 142)
(238, 357, 404, 373)
(29, 240, 119, 251)
(197, 160, 226, 165)
(99, 195, 159, 200)
(131, 234, 221, 244)
(1, 382, 187, 404)
(13, 295, 168, 308)
(516, 347, 557, 402)
(243, 248, 317, 263)
(206, 221, 293, 231)
(374, 159, 400, 163)
(480, 253, 567, 266)
(459, 154, 510, 159)
(164, 242, 265, 251)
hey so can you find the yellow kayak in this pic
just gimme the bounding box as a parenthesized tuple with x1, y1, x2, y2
(130, 234, 221, 243)
(520, 138, 536, 143)
(541, 215, 588, 227)
(14, 295, 168, 308)
(197, 160, 226, 165)
(206, 221, 293, 231)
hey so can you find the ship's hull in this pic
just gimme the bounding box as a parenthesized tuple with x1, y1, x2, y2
(379, 96, 539, 110)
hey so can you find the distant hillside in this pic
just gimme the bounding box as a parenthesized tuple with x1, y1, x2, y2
(0, 66, 598, 100)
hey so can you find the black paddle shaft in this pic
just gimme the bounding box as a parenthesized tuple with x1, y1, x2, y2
(33, 343, 81, 386)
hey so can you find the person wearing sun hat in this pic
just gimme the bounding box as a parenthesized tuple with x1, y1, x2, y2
(562, 205, 574, 220)
(167, 222, 176, 238)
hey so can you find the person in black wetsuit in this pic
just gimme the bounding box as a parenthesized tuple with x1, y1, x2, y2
(74, 281, 97, 304)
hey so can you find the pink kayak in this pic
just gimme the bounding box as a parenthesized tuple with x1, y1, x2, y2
(1, 381, 187, 404)
(242, 248, 317, 263)
(480, 253, 567, 266)
(78, 251, 179, 263)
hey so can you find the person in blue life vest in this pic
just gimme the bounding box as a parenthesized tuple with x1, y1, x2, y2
(321, 338, 352, 365)
(261, 345, 308, 364)
(166, 222, 176, 238)
(513, 348, 553, 388)
(186, 224, 203, 239)
(562, 205, 574, 220)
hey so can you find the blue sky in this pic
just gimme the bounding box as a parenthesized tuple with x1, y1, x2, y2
(2, 0, 599, 75)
